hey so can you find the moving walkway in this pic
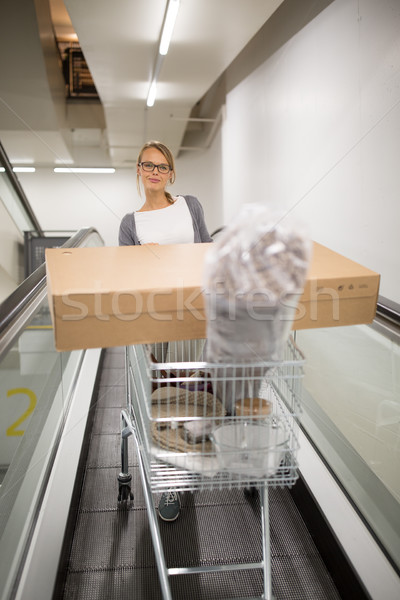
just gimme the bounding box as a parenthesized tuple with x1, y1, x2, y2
(0, 228, 399, 600)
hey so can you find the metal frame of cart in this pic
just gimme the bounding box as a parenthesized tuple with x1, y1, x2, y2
(118, 337, 305, 600)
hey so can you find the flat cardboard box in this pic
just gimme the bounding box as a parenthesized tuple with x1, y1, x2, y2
(45, 242, 380, 351)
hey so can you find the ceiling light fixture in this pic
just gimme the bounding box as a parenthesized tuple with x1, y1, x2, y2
(146, 80, 158, 108)
(13, 166, 36, 172)
(0, 166, 36, 173)
(159, 0, 180, 56)
(54, 167, 115, 173)
(146, 0, 180, 107)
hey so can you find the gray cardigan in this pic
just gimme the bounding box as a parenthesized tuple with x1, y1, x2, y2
(118, 195, 212, 246)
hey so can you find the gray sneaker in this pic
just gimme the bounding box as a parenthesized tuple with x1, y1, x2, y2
(158, 491, 181, 521)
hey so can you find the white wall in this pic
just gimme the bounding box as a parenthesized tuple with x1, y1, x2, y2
(222, 0, 400, 303)
(18, 168, 137, 248)
(172, 128, 223, 236)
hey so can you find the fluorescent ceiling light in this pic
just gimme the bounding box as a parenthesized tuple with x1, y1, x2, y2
(147, 80, 157, 108)
(54, 167, 115, 173)
(159, 0, 180, 55)
(0, 166, 36, 172)
(146, 0, 180, 107)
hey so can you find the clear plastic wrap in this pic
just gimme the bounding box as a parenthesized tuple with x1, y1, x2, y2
(203, 204, 312, 366)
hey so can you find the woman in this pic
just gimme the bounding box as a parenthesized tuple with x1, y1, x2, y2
(119, 140, 212, 246)
(119, 141, 212, 522)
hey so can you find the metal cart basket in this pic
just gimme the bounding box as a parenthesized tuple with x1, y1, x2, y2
(118, 336, 305, 600)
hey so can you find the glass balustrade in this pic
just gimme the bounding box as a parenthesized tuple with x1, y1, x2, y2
(0, 229, 104, 600)
(296, 322, 400, 571)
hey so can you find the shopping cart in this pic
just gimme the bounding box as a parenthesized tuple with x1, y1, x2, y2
(118, 336, 305, 600)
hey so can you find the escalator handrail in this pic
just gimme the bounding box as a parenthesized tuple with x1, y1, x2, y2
(0, 140, 44, 236)
(0, 227, 103, 338)
(376, 295, 400, 327)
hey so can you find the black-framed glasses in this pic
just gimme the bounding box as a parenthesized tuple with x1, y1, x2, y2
(139, 161, 171, 174)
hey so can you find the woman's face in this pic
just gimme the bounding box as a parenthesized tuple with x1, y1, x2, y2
(137, 147, 172, 194)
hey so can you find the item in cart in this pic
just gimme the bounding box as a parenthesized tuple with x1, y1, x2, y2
(211, 418, 289, 478)
(183, 420, 214, 444)
(150, 348, 214, 393)
(151, 386, 225, 453)
(179, 371, 214, 394)
(203, 204, 312, 363)
(150, 352, 178, 391)
(235, 397, 272, 418)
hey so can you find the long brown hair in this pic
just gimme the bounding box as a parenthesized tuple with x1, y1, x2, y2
(136, 140, 176, 203)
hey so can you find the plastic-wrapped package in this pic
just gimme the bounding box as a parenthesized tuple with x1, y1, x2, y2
(203, 204, 312, 366)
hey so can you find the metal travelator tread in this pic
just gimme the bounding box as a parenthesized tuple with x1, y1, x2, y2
(63, 486, 341, 599)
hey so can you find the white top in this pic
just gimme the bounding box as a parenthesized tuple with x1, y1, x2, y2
(135, 195, 194, 245)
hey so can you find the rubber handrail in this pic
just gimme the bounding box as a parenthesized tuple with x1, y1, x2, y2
(0, 140, 44, 235)
(376, 295, 400, 326)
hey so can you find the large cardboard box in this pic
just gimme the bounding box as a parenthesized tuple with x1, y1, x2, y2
(45, 242, 380, 351)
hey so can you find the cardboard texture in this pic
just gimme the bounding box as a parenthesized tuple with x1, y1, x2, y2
(45, 242, 380, 351)
(295, 242, 380, 330)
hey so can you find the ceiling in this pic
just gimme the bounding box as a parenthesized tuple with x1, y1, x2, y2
(0, 0, 284, 168)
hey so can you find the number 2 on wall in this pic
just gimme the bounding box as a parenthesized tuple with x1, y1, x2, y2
(6, 388, 37, 437)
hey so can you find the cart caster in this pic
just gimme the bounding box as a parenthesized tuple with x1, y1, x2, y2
(118, 473, 134, 505)
(118, 484, 133, 503)
(244, 485, 258, 499)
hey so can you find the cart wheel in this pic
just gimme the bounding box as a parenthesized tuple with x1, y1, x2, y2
(118, 472, 133, 505)
(244, 485, 258, 499)
(118, 484, 134, 504)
